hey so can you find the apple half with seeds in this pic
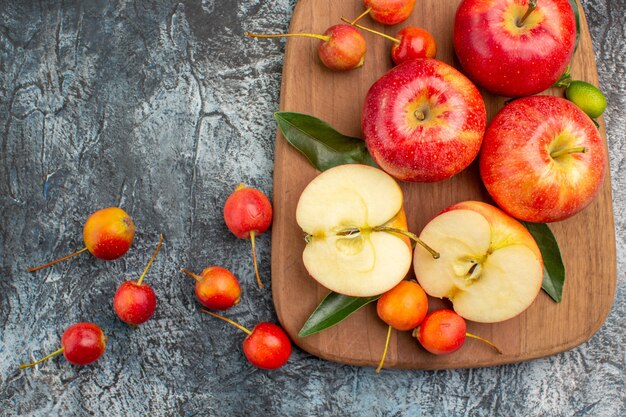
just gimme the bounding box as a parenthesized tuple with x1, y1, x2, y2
(296, 164, 413, 297)
(414, 201, 543, 323)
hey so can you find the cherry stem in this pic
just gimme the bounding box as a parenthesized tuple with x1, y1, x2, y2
(350, 7, 372, 25)
(376, 325, 393, 374)
(518, 0, 538, 26)
(27, 247, 89, 273)
(235, 182, 246, 192)
(245, 31, 330, 42)
(19, 347, 64, 369)
(180, 268, 203, 282)
(201, 309, 252, 335)
(340, 17, 400, 44)
(250, 231, 264, 289)
(550, 146, 588, 159)
(137, 233, 164, 286)
(466, 332, 503, 354)
(372, 226, 440, 259)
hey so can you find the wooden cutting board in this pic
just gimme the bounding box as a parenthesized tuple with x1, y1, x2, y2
(271, 0, 616, 369)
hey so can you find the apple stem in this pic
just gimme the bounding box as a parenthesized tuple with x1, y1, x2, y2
(19, 347, 64, 369)
(200, 309, 252, 335)
(550, 146, 588, 159)
(372, 226, 440, 259)
(27, 247, 89, 273)
(136, 233, 164, 286)
(340, 17, 400, 44)
(235, 182, 246, 192)
(466, 332, 502, 354)
(250, 231, 264, 289)
(245, 31, 330, 42)
(376, 325, 393, 374)
(518, 0, 538, 26)
(349, 7, 372, 25)
(180, 268, 203, 282)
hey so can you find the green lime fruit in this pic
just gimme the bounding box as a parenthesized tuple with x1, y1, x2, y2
(565, 80, 607, 118)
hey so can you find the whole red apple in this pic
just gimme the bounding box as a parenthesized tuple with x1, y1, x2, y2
(453, 0, 576, 97)
(114, 281, 157, 325)
(362, 58, 486, 182)
(479, 96, 606, 223)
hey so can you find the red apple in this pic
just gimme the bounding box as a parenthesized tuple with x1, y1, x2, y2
(362, 58, 486, 182)
(318, 24, 367, 71)
(479, 95, 606, 223)
(453, 0, 576, 97)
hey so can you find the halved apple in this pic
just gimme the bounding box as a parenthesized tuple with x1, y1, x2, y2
(413, 201, 543, 323)
(296, 164, 413, 297)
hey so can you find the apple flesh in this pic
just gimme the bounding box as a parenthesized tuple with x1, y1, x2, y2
(414, 201, 543, 323)
(453, 0, 576, 97)
(480, 96, 607, 223)
(296, 164, 412, 297)
(362, 58, 486, 182)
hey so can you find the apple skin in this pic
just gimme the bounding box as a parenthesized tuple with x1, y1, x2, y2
(391, 27, 437, 65)
(61, 323, 107, 366)
(365, 0, 416, 25)
(479, 96, 607, 223)
(414, 310, 466, 355)
(453, 0, 576, 97)
(362, 58, 486, 182)
(318, 24, 367, 71)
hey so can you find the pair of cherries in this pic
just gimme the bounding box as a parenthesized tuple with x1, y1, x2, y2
(246, 0, 436, 71)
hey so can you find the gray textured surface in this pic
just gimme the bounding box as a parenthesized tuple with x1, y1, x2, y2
(0, 0, 624, 416)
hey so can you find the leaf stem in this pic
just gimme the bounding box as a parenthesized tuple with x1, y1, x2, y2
(27, 247, 89, 272)
(201, 309, 252, 335)
(372, 226, 440, 259)
(137, 234, 164, 286)
(340, 17, 400, 44)
(19, 347, 64, 369)
(245, 32, 330, 42)
(466, 332, 502, 354)
(350, 7, 372, 25)
(376, 325, 393, 373)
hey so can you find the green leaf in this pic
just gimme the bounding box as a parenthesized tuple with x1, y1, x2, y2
(298, 292, 380, 338)
(568, 0, 581, 52)
(522, 221, 565, 303)
(274, 112, 377, 171)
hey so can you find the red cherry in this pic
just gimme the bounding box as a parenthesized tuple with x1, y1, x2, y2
(27, 207, 135, 272)
(413, 310, 502, 355)
(20, 322, 107, 369)
(223, 183, 272, 288)
(181, 267, 241, 310)
(391, 27, 436, 65)
(113, 234, 163, 325)
(201, 310, 291, 370)
(243, 322, 292, 370)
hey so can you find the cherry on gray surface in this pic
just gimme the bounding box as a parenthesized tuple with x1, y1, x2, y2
(0, 1, 624, 416)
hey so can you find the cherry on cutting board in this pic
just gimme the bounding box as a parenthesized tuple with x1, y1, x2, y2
(20, 322, 107, 369)
(113, 234, 164, 326)
(245, 24, 366, 71)
(413, 310, 502, 355)
(350, 0, 417, 26)
(201, 309, 291, 370)
(375, 280, 428, 372)
(28, 207, 135, 272)
(180, 266, 241, 310)
(342, 18, 436, 65)
(223, 183, 273, 289)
